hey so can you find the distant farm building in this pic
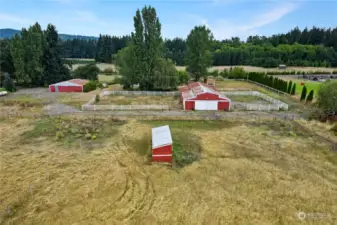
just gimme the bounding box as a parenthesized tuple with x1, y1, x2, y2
(279, 64, 287, 70)
(152, 125, 173, 163)
(180, 82, 231, 111)
(49, 79, 89, 92)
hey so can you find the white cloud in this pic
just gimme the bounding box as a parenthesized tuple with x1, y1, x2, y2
(0, 13, 33, 27)
(184, 2, 298, 40)
(0, 10, 133, 37)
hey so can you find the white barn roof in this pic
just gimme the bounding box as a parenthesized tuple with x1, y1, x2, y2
(152, 125, 173, 149)
(51, 81, 82, 87)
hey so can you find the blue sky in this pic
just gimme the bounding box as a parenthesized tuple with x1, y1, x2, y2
(0, 0, 336, 40)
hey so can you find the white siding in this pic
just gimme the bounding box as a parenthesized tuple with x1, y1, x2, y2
(195, 101, 218, 110)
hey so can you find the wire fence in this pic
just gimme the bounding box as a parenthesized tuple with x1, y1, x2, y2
(103, 91, 180, 96)
(221, 90, 289, 111)
(82, 104, 170, 111)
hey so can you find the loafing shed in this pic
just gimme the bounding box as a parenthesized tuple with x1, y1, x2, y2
(152, 125, 173, 163)
(49, 79, 89, 92)
(180, 82, 231, 111)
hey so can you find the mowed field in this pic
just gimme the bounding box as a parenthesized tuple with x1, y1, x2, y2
(278, 76, 323, 96)
(1, 116, 336, 225)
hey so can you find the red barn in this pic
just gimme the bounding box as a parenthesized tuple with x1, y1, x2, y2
(180, 82, 231, 111)
(49, 79, 89, 92)
(152, 125, 173, 163)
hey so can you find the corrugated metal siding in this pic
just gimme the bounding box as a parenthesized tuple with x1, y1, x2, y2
(152, 145, 172, 155)
(152, 125, 172, 149)
(58, 86, 83, 92)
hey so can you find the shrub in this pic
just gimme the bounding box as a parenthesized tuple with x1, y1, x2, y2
(102, 67, 117, 75)
(83, 80, 100, 92)
(306, 90, 314, 103)
(300, 86, 307, 101)
(177, 70, 190, 85)
(317, 80, 337, 111)
(229, 67, 246, 79)
(3, 73, 16, 92)
(72, 63, 99, 80)
(95, 94, 100, 103)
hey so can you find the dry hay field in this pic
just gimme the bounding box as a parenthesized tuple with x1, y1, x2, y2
(98, 95, 181, 109)
(178, 65, 336, 73)
(1, 116, 336, 225)
(71, 62, 336, 73)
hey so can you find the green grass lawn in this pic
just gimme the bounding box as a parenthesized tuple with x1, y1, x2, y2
(0, 87, 6, 92)
(292, 80, 322, 96)
(98, 74, 121, 83)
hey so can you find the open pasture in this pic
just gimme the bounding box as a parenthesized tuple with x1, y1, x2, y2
(0, 116, 336, 225)
(98, 95, 181, 109)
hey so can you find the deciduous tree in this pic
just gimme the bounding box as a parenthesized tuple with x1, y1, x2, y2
(185, 25, 213, 81)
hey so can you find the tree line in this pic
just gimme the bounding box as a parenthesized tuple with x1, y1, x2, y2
(57, 26, 337, 67)
(8, 23, 71, 87)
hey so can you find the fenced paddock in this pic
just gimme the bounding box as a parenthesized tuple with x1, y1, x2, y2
(82, 104, 169, 111)
(82, 89, 288, 112)
(103, 91, 180, 96)
(221, 91, 289, 111)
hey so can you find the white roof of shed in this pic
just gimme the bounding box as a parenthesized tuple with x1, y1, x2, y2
(152, 125, 172, 149)
(51, 81, 82, 87)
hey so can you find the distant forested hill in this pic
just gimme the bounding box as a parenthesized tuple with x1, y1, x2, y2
(0, 28, 98, 40)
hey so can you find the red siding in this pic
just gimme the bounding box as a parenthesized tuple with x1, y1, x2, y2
(190, 92, 227, 101)
(152, 145, 172, 155)
(152, 144, 172, 163)
(185, 101, 195, 110)
(57, 86, 83, 92)
(152, 155, 172, 163)
(218, 101, 230, 111)
(49, 86, 55, 92)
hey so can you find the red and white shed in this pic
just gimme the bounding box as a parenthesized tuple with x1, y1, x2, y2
(180, 82, 231, 111)
(152, 125, 173, 163)
(49, 79, 89, 92)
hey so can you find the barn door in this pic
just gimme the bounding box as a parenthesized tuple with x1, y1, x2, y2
(55, 86, 59, 92)
(195, 101, 218, 110)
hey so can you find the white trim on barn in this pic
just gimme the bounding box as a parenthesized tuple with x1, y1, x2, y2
(152, 125, 173, 149)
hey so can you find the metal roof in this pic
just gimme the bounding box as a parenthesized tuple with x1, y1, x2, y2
(50, 79, 89, 86)
(152, 125, 173, 149)
(52, 81, 82, 87)
(180, 82, 230, 101)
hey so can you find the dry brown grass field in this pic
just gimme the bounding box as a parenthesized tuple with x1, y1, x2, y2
(72, 62, 336, 73)
(98, 95, 181, 108)
(1, 116, 336, 225)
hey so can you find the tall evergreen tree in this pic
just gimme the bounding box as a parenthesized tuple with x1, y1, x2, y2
(185, 25, 213, 81)
(0, 39, 15, 75)
(24, 23, 45, 86)
(43, 24, 70, 85)
(10, 33, 27, 85)
(291, 83, 296, 95)
(300, 86, 307, 101)
(287, 81, 293, 94)
(306, 90, 314, 103)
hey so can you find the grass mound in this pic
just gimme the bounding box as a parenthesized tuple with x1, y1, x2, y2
(22, 117, 126, 148)
(172, 131, 202, 167)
